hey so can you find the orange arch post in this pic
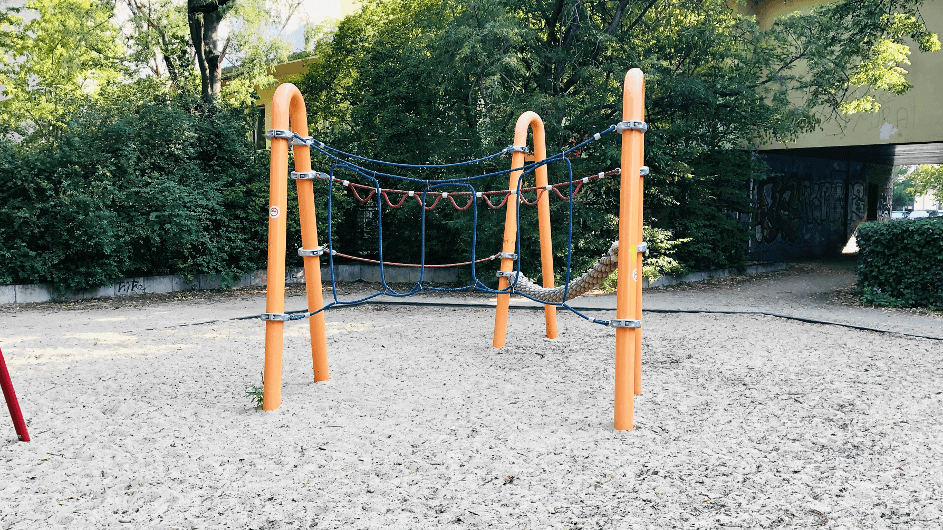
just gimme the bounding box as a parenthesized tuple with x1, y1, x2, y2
(262, 83, 329, 412)
(614, 69, 646, 431)
(493, 112, 557, 348)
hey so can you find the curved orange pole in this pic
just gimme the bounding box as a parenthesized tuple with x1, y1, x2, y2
(614, 69, 645, 431)
(263, 83, 329, 411)
(493, 112, 557, 348)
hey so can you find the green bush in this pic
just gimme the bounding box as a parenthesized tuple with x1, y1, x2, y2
(600, 226, 689, 291)
(0, 95, 273, 291)
(856, 218, 943, 309)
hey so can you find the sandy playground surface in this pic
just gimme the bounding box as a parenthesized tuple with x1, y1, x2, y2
(0, 289, 941, 529)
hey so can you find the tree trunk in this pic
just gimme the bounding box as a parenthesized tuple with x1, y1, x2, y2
(188, 0, 232, 103)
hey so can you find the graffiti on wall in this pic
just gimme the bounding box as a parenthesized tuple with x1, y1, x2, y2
(752, 155, 894, 259)
(116, 278, 146, 295)
(878, 182, 892, 220)
(850, 183, 866, 223)
(755, 173, 847, 244)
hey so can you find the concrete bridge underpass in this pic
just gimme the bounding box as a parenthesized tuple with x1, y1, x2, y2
(743, 0, 943, 261)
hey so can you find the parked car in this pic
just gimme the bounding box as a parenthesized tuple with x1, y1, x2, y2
(891, 211, 908, 220)
(909, 210, 930, 219)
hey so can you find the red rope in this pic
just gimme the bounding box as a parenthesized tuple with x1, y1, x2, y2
(381, 190, 410, 208)
(552, 181, 585, 200)
(422, 195, 443, 210)
(324, 168, 619, 211)
(519, 188, 547, 206)
(347, 185, 376, 203)
(481, 193, 512, 209)
(447, 194, 477, 210)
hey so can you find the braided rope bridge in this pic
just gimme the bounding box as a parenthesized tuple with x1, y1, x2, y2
(509, 241, 621, 303)
(261, 69, 647, 431)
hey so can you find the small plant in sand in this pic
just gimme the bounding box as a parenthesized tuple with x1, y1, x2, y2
(246, 374, 264, 408)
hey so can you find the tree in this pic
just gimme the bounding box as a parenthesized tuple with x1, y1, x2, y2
(891, 166, 914, 210)
(186, 0, 233, 103)
(125, 0, 297, 105)
(298, 0, 939, 274)
(213, 0, 298, 107)
(907, 165, 943, 205)
(0, 0, 130, 139)
(123, 0, 193, 89)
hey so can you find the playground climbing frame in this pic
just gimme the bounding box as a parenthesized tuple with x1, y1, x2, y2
(260, 70, 646, 431)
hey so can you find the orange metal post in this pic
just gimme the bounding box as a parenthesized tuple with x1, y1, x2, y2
(289, 102, 330, 384)
(614, 69, 645, 431)
(633, 94, 645, 396)
(263, 117, 289, 411)
(493, 112, 557, 348)
(532, 116, 558, 340)
(262, 83, 330, 411)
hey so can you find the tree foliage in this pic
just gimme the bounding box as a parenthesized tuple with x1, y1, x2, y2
(0, 0, 304, 129)
(122, 0, 297, 105)
(0, 0, 130, 139)
(181, 0, 309, 104)
(892, 166, 916, 210)
(298, 0, 938, 275)
(907, 164, 943, 205)
(123, 0, 194, 89)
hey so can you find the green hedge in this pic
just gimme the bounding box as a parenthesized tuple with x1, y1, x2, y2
(0, 98, 273, 291)
(856, 218, 943, 309)
(0, 91, 693, 292)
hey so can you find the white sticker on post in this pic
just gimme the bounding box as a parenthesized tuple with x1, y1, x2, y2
(269, 206, 280, 218)
(633, 268, 638, 282)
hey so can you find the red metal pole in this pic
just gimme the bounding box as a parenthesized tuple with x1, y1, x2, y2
(0, 348, 30, 442)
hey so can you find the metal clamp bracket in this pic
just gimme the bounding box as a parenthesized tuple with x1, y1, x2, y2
(291, 171, 330, 181)
(640, 166, 650, 176)
(636, 242, 648, 254)
(497, 252, 518, 260)
(506, 145, 531, 154)
(260, 313, 290, 322)
(615, 120, 648, 133)
(290, 136, 312, 146)
(609, 319, 642, 329)
(265, 129, 294, 141)
(298, 246, 333, 257)
(496, 270, 519, 279)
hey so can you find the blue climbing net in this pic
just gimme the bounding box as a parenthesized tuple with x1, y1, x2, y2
(274, 123, 629, 326)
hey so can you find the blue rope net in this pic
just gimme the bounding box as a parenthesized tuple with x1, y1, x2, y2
(280, 125, 624, 326)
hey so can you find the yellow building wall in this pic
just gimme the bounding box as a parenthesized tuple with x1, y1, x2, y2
(256, 58, 310, 137)
(746, 0, 834, 29)
(743, 0, 943, 151)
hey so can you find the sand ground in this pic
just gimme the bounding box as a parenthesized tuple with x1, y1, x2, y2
(1, 276, 942, 529)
